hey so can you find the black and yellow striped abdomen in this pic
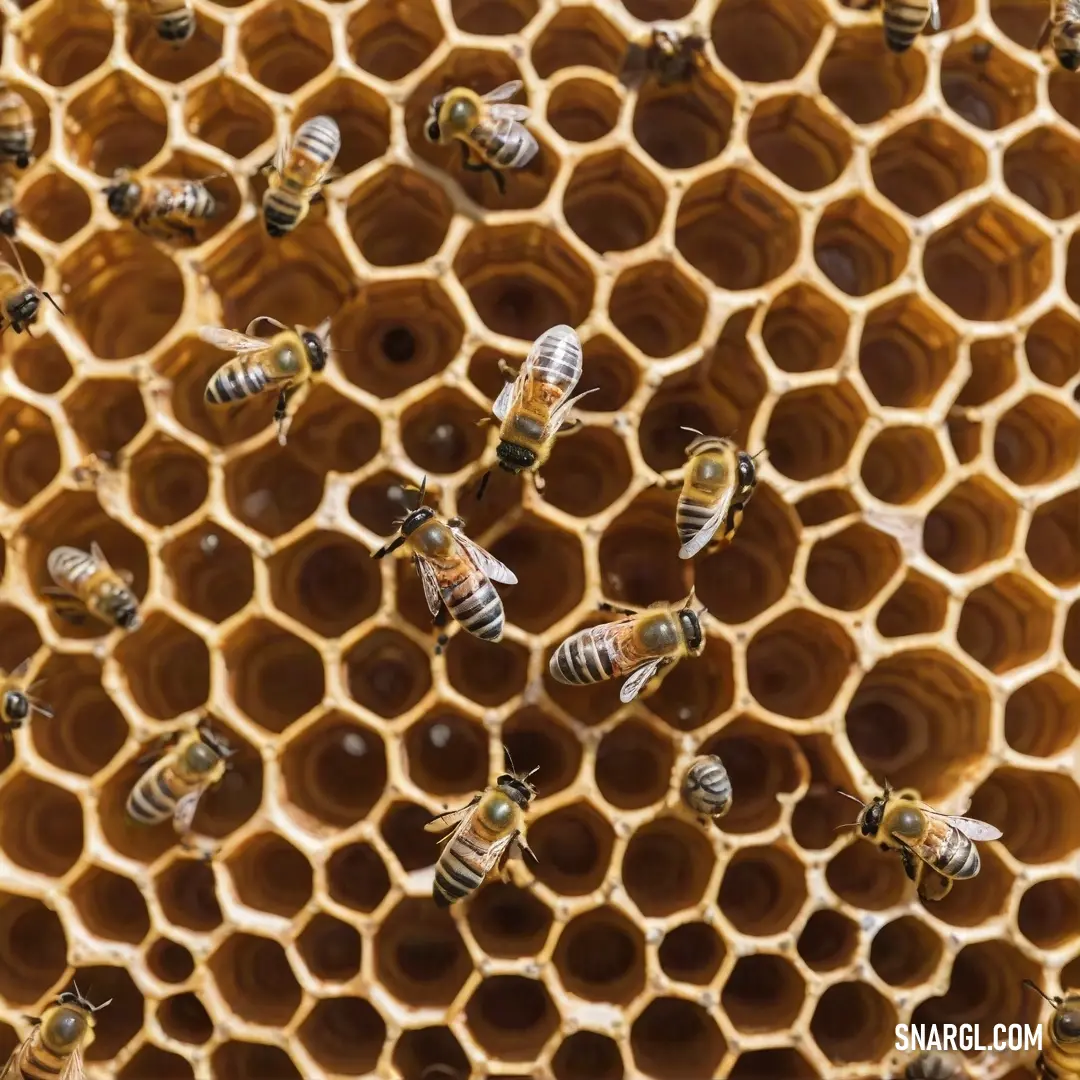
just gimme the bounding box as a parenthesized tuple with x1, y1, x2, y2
(883, 0, 932, 51)
(681, 755, 732, 818)
(0, 88, 34, 168)
(551, 626, 617, 686)
(205, 357, 271, 405)
(433, 793, 517, 907)
(11, 1030, 73, 1080)
(441, 568, 504, 642)
(126, 764, 198, 826)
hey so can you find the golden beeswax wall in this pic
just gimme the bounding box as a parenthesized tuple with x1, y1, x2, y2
(0, 0, 1077, 1077)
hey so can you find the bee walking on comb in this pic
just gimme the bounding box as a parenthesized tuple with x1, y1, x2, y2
(102, 167, 219, 242)
(0, 659, 52, 741)
(261, 115, 340, 237)
(1023, 980, 1080, 1079)
(44, 542, 141, 631)
(0, 235, 63, 336)
(681, 754, 732, 821)
(1, 985, 111, 1080)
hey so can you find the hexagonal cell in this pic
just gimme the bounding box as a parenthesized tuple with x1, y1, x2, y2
(931, 852, 1022, 928)
(552, 1031, 624, 1080)
(61, 231, 182, 359)
(297, 913, 362, 981)
(65, 71, 167, 174)
(942, 35, 1036, 130)
(72, 965, 142, 1061)
(0, 399, 59, 507)
(466, 975, 559, 1062)
(454, 223, 593, 341)
(719, 845, 807, 935)
(596, 720, 674, 811)
(658, 922, 725, 986)
(648, 635, 735, 733)
(529, 801, 614, 896)
(806, 524, 902, 612)
(991, 0, 1047, 46)
(0, 893, 67, 1004)
(958, 573, 1054, 675)
(393, 1027, 470, 1080)
(114, 613, 209, 719)
(1066, 602, 1080, 673)
(401, 389, 488, 476)
(0, 609, 38, 687)
(404, 707, 487, 796)
(826, 835, 909, 911)
(20, 0, 112, 86)
(223, 618, 324, 733)
(731, 1050, 818, 1080)
(226, 832, 312, 918)
(212, 1043, 301, 1080)
(723, 954, 805, 1033)
(70, 865, 150, 944)
(1006, 673, 1080, 758)
(239, 0, 331, 93)
(924, 476, 1017, 574)
(347, 166, 452, 267)
(762, 283, 847, 373)
(327, 841, 391, 912)
(797, 909, 859, 972)
(819, 27, 926, 125)
(1019, 878, 1080, 950)
(548, 77, 620, 143)
(811, 982, 897, 1064)
(532, 7, 627, 77)
(1004, 126, 1080, 220)
(0, 774, 83, 876)
(64, 379, 146, 463)
(564, 149, 665, 255)
(1027, 309, 1080, 388)
(676, 169, 799, 290)
(610, 261, 705, 359)
(147, 939, 194, 984)
(224, 445, 324, 540)
(127, 5, 221, 84)
(11, 334, 73, 395)
(156, 858, 222, 931)
(748, 93, 850, 192)
(815, 195, 908, 297)
(795, 488, 858, 527)
(765, 383, 867, 482)
(631, 998, 725, 1080)
(711, 0, 825, 82)
(347, 0, 442, 81)
(997, 395, 1080, 485)
(623, 817, 714, 918)
(1031, 491, 1080, 593)
(282, 713, 387, 827)
(554, 907, 645, 1005)
(343, 631, 428, 722)
(633, 65, 734, 171)
(184, 77, 274, 160)
(466, 882, 554, 958)
(334, 281, 464, 398)
(155, 995, 213, 1046)
(377, 897, 472, 1007)
(870, 915, 943, 987)
(294, 77, 390, 177)
(298, 998, 384, 1075)
(21, 172, 91, 243)
(451, 0, 537, 32)
(862, 427, 946, 505)
(209, 933, 302, 1026)
(877, 570, 950, 638)
(161, 523, 254, 624)
(503, 707, 582, 796)
(128, 436, 208, 529)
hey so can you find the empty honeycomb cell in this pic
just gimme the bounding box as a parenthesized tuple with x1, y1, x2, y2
(548, 78, 620, 143)
(66, 71, 167, 174)
(287, 387, 381, 475)
(815, 196, 909, 297)
(819, 27, 926, 125)
(467, 980, 561, 1065)
(156, 859, 223, 931)
(552, 1030, 624, 1080)
(806, 524, 902, 612)
(766, 383, 867, 482)
(445, 638, 526, 714)
(127, 8, 222, 83)
(21, 0, 111, 86)
(564, 149, 665, 255)
(298, 998, 384, 1075)
(957, 573, 1054, 674)
(503, 707, 581, 795)
(719, 845, 807, 934)
(401, 389, 487, 475)
(872, 119, 986, 218)
(224, 618, 324, 732)
(990, 0, 1045, 45)
(347, 166, 452, 267)
(239, 0, 331, 94)
(327, 841, 391, 912)
(158, 993, 213, 1045)
(393, 1028, 470, 1080)
(722, 954, 805, 1032)
(0, 893, 67, 1004)
(630, 997, 725, 1080)
(346, 631, 431, 719)
(924, 475, 1017, 574)
(1005, 673, 1080, 757)
(128, 437, 208, 529)
(114, 614, 210, 719)
(451, 0, 538, 33)
(810, 981, 896, 1064)
(467, 883, 554, 959)
(11, 335, 73, 395)
(208, 933, 302, 1025)
(730, 1050, 816, 1080)
(184, 78, 274, 159)
(711, 0, 825, 82)
(297, 913, 362, 981)
(762, 283, 848, 373)
(162, 524, 254, 624)
(529, 801, 614, 895)
(610, 261, 706, 359)
(21, 171, 91, 243)
(658, 922, 725, 985)
(796, 488, 858, 527)
(543, 427, 634, 518)
(224, 447, 325, 540)
(1005, 127, 1080, 219)
(595, 720, 675, 811)
(870, 916, 942, 986)
(377, 898, 472, 1007)
(633, 68, 735, 171)
(1026, 309, 1080, 387)
(996, 395, 1080, 485)
(958, 337, 1013, 400)
(941, 36, 1036, 130)
(405, 708, 488, 796)
(123, 1044, 196, 1079)
(281, 714, 387, 827)
(553, 906, 646, 1004)
(65, 381, 147, 463)
(647, 637, 735, 732)
(948, 413, 981, 465)
(0, 610, 39, 682)
(531, 6, 626, 77)
(0, 774, 83, 876)
(348, 470, 428, 535)
(601, 499, 685, 606)
(637, 379, 741, 475)
(876, 571, 949, 638)
(347, 0, 441, 81)
(676, 169, 799, 289)
(748, 94, 851, 193)
(861, 427, 946, 505)
(796, 909, 859, 972)
(226, 833, 312, 918)
(147, 939, 195, 983)
(0, 399, 60, 507)
(70, 865, 150, 944)
(1063, 604, 1080, 669)
(624, 817, 714, 917)
(293, 78, 391, 176)
(212, 1042, 301, 1080)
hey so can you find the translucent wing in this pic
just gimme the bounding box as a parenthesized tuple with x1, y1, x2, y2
(931, 813, 1003, 842)
(59, 1046, 86, 1080)
(452, 529, 518, 586)
(507, 125, 539, 168)
(172, 791, 203, 835)
(273, 135, 290, 174)
(499, 366, 531, 422)
(425, 796, 480, 834)
(678, 488, 735, 561)
(929, 0, 941, 30)
(477, 832, 516, 875)
(546, 388, 598, 438)
(619, 658, 663, 703)
(489, 103, 531, 122)
(483, 80, 523, 102)
(492, 378, 516, 422)
(247, 315, 289, 337)
(89, 541, 110, 572)
(0, 1041, 22, 1080)
(199, 326, 268, 353)
(415, 557, 443, 618)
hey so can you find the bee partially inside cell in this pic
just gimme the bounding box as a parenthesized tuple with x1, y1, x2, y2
(681, 754, 732, 820)
(879, 0, 941, 52)
(44, 542, 142, 631)
(261, 115, 341, 238)
(102, 168, 219, 242)
(0, 86, 35, 170)
(1040, 1, 1080, 70)
(1, 985, 111, 1080)
(620, 25, 708, 89)
(146, 0, 197, 46)
(0, 174, 18, 238)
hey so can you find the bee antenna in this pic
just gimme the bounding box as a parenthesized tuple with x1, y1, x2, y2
(679, 426, 704, 437)
(752, 448, 768, 462)
(3, 234, 30, 284)
(416, 475, 428, 509)
(524, 765, 540, 779)
(836, 789, 866, 806)
(503, 744, 517, 775)
(1023, 980, 1060, 1007)
(91, 997, 112, 1012)
(475, 470, 491, 502)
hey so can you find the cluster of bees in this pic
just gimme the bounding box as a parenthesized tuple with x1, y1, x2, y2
(0, 2, 1077, 1077)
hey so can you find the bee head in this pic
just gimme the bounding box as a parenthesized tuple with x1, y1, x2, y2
(199, 724, 235, 759)
(858, 795, 886, 837)
(104, 181, 140, 218)
(184, 735, 220, 773)
(401, 505, 435, 536)
(114, 596, 141, 631)
(0, 208, 17, 237)
(1060, 48, 1080, 71)
(497, 768, 538, 808)
(678, 608, 704, 655)
(1055, 1001, 1080, 1044)
(495, 440, 537, 473)
(3, 690, 28, 722)
(301, 330, 327, 372)
(7, 287, 39, 325)
(735, 451, 758, 495)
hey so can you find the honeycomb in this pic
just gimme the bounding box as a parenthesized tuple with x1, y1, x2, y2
(0, 0, 1077, 1076)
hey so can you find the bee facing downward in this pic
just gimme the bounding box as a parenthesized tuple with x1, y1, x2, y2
(0, 86, 35, 169)
(1024, 980, 1080, 1079)
(620, 26, 707, 88)
(840, 784, 1002, 901)
(0, 659, 52, 740)
(1039, 2, 1080, 71)
(1, 985, 111, 1080)
(425, 762, 539, 906)
(425, 80, 538, 195)
(879, 0, 941, 52)
(261, 115, 340, 238)
(0, 238, 63, 336)
(102, 168, 218, 241)
(372, 476, 517, 647)
(146, 0, 196, 46)
(549, 590, 708, 704)
(681, 755, 732, 820)
(200, 316, 330, 445)
(44, 543, 141, 631)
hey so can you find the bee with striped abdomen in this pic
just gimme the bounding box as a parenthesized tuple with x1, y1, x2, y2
(681, 755, 732, 820)
(1024, 981, 1080, 1079)
(200, 316, 330, 445)
(425, 80, 538, 195)
(880, 0, 941, 52)
(902, 1051, 968, 1079)
(549, 590, 708, 704)
(261, 115, 340, 238)
(1039, 2, 1080, 70)
(425, 763, 539, 906)
(372, 476, 517, 647)
(620, 25, 707, 88)
(476, 323, 595, 499)
(0, 239, 62, 336)
(0, 986, 111, 1080)
(839, 784, 1002, 901)
(0, 174, 18, 238)
(44, 542, 141, 631)
(102, 168, 218, 241)
(0, 659, 52, 740)
(0, 87, 34, 170)
(146, 0, 196, 45)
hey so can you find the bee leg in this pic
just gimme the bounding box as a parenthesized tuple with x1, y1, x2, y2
(447, 517, 466, 529)
(598, 602, 638, 616)
(273, 386, 300, 446)
(135, 732, 180, 769)
(899, 846, 919, 883)
(556, 418, 582, 436)
(496, 358, 520, 381)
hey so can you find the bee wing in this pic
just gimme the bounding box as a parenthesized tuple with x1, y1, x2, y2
(925, 811, 1003, 841)
(498, 365, 531, 421)
(508, 124, 539, 168)
(489, 104, 531, 122)
(273, 135, 290, 175)
(172, 791, 203, 835)
(415, 556, 444, 618)
(619, 658, 664, 703)
(90, 541, 111, 572)
(199, 326, 267, 353)
(678, 488, 736, 561)
(58, 1046, 86, 1080)
(546, 387, 598, 438)
(425, 795, 480, 834)
(0, 1041, 21, 1080)
(492, 377, 516, 422)
(482, 80, 523, 103)
(451, 529, 518, 586)
(928, 0, 941, 30)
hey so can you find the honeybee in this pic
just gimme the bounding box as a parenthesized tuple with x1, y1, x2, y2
(549, 590, 707, 704)
(146, 0, 196, 45)
(0, 659, 52, 740)
(620, 25, 707, 88)
(1039, 2, 1080, 70)
(840, 784, 1002, 901)
(126, 724, 235, 846)
(0, 985, 111, 1080)
(102, 168, 218, 241)
(681, 755, 732, 819)
(903, 1051, 968, 1079)
(1024, 980, 1080, 1079)
(0, 87, 35, 169)
(261, 115, 340, 238)
(476, 324, 595, 499)
(200, 316, 330, 445)
(0, 174, 18, 238)
(0, 239, 63, 336)
(425, 80, 538, 195)
(879, 0, 941, 52)
(425, 762, 539, 906)
(44, 542, 141, 631)
(372, 476, 518, 646)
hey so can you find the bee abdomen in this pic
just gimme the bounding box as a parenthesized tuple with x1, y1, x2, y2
(178, 181, 216, 219)
(883, 1, 930, 50)
(529, 324, 583, 392)
(21, 1035, 69, 1078)
(433, 836, 487, 906)
(444, 575, 503, 641)
(681, 755, 732, 818)
(676, 497, 716, 544)
(933, 829, 979, 879)
(294, 116, 341, 171)
(127, 769, 183, 825)
(550, 629, 615, 686)
(262, 189, 301, 234)
(47, 546, 95, 590)
(205, 361, 268, 404)
(485, 119, 536, 169)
